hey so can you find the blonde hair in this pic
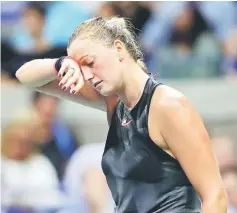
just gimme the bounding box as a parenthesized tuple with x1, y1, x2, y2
(68, 16, 148, 73)
(1, 108, 43, 158)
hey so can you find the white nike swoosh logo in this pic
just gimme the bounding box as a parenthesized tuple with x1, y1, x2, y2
(121, 120, 132, 126)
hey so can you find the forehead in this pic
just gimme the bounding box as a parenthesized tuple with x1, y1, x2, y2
(67, 38, 111, 61)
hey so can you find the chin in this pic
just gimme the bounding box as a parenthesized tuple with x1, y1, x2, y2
(99, 87, 116, 97)
(99, 90, 112, 97)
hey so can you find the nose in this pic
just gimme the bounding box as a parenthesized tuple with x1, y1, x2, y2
(81, 66, 94, 81)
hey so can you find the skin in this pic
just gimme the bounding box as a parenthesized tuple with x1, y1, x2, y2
(66, 39, 125, 97)
(16, 36, 227, 212)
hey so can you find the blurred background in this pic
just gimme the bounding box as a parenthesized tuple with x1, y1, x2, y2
(1, 1, 237, 213)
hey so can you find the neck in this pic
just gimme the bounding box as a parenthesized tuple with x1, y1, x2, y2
(117, 63, 149, 110)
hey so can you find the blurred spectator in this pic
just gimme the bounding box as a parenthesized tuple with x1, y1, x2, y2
(96, 2, 124, 18)
(147, 3, 221, 77)
(140, 1, 236, 77)
(62, 142, 114, 213)
(221, 166, 237, 213)
(31, 92, 79, 181)
(1, 109, 65, 211)
(212, 136, 237, 170)
(8, 1, 50, 54)
(96, 2, 151, 36)
(169, 5, 210, 52)
(116, 2, 152, 36)
(198, 1, 237, 43)
(140, 1, 236, 53)
(1, 2, 67, 80)
(140, 2, 188, 56)
(23, 2, 50, 53)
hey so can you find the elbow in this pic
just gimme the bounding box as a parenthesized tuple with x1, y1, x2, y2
(15, 63, 35, 88)
(15, 68, 22, 82)
(15, 65, 26, 84)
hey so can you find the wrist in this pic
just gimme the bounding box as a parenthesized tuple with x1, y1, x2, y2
(54, 56, 74, 75)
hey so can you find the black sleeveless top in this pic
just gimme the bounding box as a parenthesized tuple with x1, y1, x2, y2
(101, 76, 201, 213)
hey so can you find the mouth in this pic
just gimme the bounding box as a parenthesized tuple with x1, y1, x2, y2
(93, 80, 103, 88)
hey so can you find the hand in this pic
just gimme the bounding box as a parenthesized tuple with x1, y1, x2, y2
(58, 58, 84, 94)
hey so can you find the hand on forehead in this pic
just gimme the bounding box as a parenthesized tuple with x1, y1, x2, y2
(67, 37, 117, 66)
(68, 38, 98, 61)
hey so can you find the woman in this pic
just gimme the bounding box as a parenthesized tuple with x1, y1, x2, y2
(16, 16, 227, 213)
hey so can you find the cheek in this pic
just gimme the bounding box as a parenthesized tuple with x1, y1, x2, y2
(94, 56, 120, 82)
(106, 60, 121, 77)
(93, 63, 111, 79)
(100, 67, 119, 84)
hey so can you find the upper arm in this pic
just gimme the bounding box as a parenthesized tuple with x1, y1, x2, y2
(153, 89, 224, 201)
(35, 79, 107, 111)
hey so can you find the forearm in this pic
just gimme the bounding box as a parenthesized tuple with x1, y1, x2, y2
(201, 190, 228, 213)
(15, 58, 58, 88)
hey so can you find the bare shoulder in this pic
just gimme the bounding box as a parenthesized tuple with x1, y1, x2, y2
(154, 85, 186, 106)
(148, 85, 202, 152)
(150, 86, 226, 203)
(151, 85, 196, 117)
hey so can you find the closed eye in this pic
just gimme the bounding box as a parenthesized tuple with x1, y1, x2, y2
(87, 61, 94, 68)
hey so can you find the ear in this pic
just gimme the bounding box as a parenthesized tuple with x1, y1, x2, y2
(113, 39, 124, 53)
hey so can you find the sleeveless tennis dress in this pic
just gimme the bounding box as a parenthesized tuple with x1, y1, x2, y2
(102, 76, 201, 213)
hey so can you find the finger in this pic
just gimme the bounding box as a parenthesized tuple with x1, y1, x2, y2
(71, 76, 84, 94)
(63, 75, 78, 91)
(68, 71, 83, 93)
(70, 84, 76, 90)
(69, 84, 76, 94)
(58, 60, 69, 77)
(59, 68, 75, 87)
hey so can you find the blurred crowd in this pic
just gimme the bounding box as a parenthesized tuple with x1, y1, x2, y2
(1, 91, 114, 213)
(1, 1, 237, 82)
(1, 1, 237, 213)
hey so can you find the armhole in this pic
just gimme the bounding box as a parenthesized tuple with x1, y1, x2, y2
(146, 83, 162, 128)
(146, 85, 179, 162)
